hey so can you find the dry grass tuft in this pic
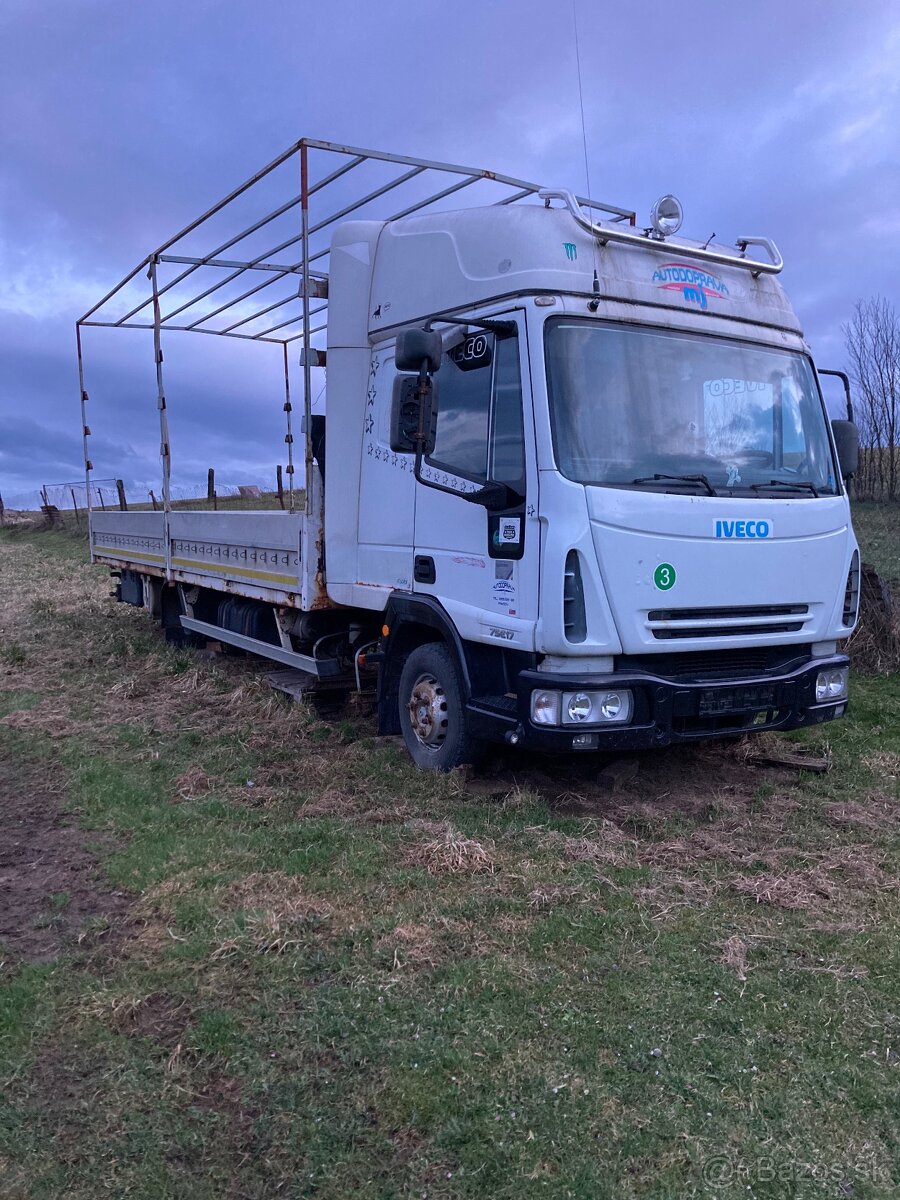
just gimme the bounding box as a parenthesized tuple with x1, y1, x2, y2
(846, 568, 900, 675)
(527, 883, 585, 911)
(212, 910, 317, 958)
(559, 820, 638, 869)
(211, 875, 338, 959)
(405, 826, 495, 875)
(826, 794, 898, 830)
(730, 870, 836, 911)
(799, 960, 869, 981)
(176, 765, 213, 800)
(381, 922, 442, 966)
(634, 874, 718, 920)
(223, 870, 333, 916)
(862, 750, 900, 778)
(0, 702, 84, 738)
(730, 845, 896, 912)
(720, 934, 750, 980)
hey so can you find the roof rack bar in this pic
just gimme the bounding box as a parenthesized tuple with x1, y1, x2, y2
(107, 155, 310, 326)
(306, 165, 426, 237)
(183, 270, 300, 330)
(220, 294, 322, 336)
(78, 318, 286, 344)
(497, 187, 537, 206)
(216, 291, 303, 334)
(385, 174, 481, 221)
(277, 318, 328, 344)
(301, 138, 634, 217)
(253, 304, 328, 339)
(158, 254, 303, 274)
(77, 140, 306, 325)
(306, 153, 367, 196)
(80, 138, 638, 345)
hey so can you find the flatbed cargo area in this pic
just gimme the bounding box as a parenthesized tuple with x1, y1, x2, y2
(91, 508, 307, 607)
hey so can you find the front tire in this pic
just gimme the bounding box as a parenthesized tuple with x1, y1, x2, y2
(398, 642, 478, 771)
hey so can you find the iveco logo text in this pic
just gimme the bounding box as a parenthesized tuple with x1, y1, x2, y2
(714, 520, 772, 539)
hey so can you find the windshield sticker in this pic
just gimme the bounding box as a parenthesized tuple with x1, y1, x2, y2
(714, 520, 772, 539)
(652, 263, 729, 310)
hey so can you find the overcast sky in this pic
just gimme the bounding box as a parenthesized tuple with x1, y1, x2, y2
(1, 0, 898, 507)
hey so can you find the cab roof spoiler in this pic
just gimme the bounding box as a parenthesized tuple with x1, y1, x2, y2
(539, 189, 784, 278)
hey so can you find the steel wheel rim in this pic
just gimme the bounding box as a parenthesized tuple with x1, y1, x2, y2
(406, 672, 449, 751)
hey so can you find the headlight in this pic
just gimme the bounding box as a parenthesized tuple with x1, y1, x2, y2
(562, 689, 633, 725)
(815, 667, 848, 703)
(565, 692, 593, 722)
(531, 690, 561, 725)
(531, 688, 634, 726)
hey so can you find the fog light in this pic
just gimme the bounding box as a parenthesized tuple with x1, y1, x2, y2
(566, 692, 593, 722)
(815, 667, 848, 703)
(531, 690, 561, 725)
(572, 732, 599, 749)
(601, 692, 624, 720)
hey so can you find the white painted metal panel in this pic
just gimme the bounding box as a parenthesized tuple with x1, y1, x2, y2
(91, 511, 167, 571)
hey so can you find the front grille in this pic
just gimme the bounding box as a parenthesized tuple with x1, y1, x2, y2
(843, 552, 860, 627)
(617, 645, 809, 681)
(563, 550, 587, 643)
(647, 602, 810, 640)
(652, 621, 806, 640)
(648, 604, 808, 622)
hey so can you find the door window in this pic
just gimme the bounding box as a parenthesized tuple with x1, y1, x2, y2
(427, 332, 525, 490)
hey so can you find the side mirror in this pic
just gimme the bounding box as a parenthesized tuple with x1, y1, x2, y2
(390, 375, 438, 455)
(395, 328, 443, 374)
(831, 419, 859, 480)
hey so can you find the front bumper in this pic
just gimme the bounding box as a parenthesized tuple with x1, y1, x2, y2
(481, 654, 850, 752)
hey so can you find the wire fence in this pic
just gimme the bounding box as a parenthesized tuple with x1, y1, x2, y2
(0, 469, 292, 528)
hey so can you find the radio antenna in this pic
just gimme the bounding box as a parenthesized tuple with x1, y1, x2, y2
(572, 0, 601, 299)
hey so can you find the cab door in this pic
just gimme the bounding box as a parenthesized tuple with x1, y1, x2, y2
(412, 311, 539, 651)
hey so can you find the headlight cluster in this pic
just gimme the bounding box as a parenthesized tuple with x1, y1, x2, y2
(815, 667, 848, 703)
(530, 689, 634, 726)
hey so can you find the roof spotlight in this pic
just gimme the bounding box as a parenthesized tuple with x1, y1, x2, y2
(649, 194, 683, 239)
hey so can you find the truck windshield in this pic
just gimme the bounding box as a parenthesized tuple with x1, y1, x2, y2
(545, 320, 838, 496)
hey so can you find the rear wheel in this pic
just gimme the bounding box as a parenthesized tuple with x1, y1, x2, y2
(398, 642, 479, 771)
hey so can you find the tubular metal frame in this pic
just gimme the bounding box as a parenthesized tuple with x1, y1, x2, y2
(75, 137, 636, 524)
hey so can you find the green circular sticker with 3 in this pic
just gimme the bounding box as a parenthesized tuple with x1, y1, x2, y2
(654, 562, 676, 591)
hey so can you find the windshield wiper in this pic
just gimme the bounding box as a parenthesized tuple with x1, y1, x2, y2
(749, 479, 820, 497)
(632, 473, 717, 496)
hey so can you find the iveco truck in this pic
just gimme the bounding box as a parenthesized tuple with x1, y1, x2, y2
(76, 138, 861, 770)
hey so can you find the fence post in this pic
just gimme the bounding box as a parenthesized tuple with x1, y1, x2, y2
(0, 492, 4, 527)
(116, 479, 128, 511)
(70, 488, 81, 529)
(150, 491, 159, 511)
(208, 468, 217, 511)
(276, 464, 285, 510)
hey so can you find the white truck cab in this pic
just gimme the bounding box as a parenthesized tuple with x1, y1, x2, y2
(78, 141, 860, 769)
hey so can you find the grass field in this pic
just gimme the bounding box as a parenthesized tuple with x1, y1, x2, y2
(1, 525, 899, 1198)
(852, 502, 900, 582)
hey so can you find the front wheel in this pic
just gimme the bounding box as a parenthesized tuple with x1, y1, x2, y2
(398, 642, 480, 771)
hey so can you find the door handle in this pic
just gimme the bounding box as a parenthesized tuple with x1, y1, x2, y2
(414, 555, 436, 584)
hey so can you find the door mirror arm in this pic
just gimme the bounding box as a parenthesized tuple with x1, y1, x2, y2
(412, 454, 522, 511)
(461, 481, 524, 511)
